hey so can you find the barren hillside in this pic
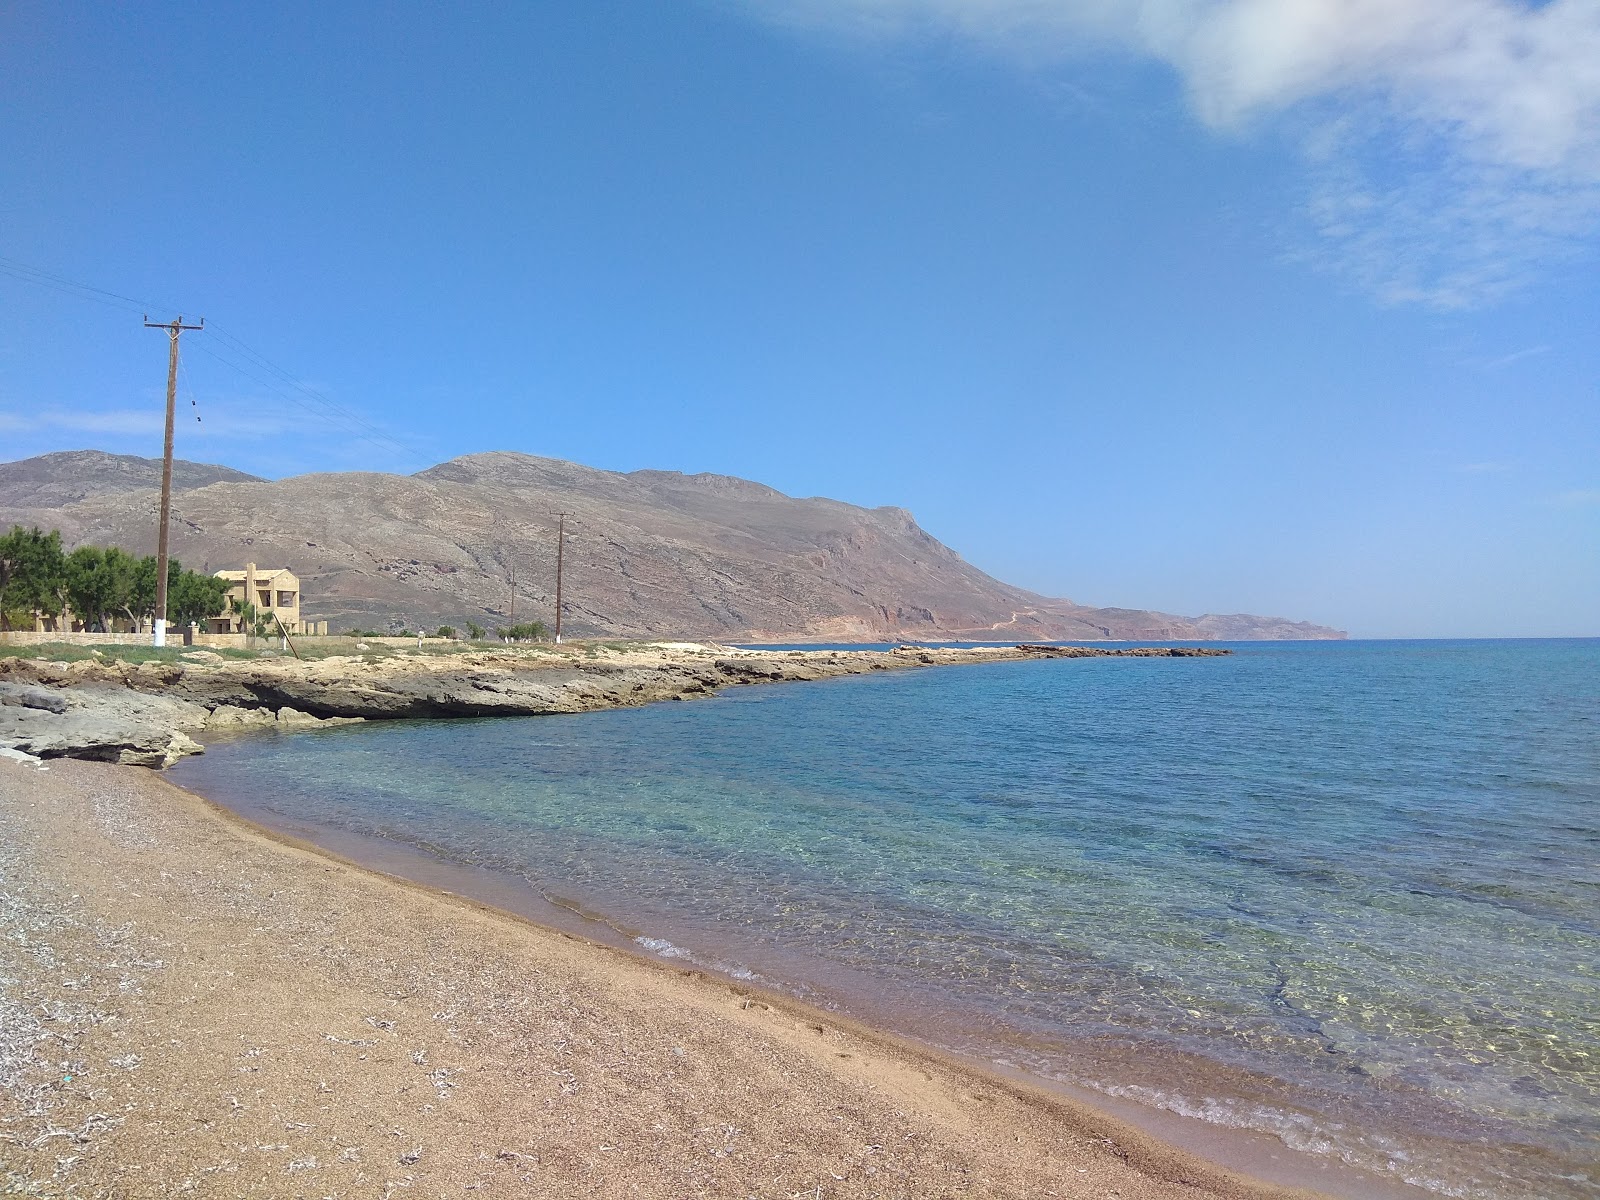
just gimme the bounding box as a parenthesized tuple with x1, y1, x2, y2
(0, 450, 1344, 641)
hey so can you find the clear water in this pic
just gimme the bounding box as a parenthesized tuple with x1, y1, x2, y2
(170, 640, 1600, 1199)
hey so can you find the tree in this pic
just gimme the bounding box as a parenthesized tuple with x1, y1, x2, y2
(65, 545, 139, 632)
(435, 625, 456, 639)
(0, 526, 67, 630)
(502, 621, 547, 641)
(168, 565, 230, 629)
(465, 621, 485, 640)
(125, 555, 160, 629)
(230, 596, 276, 639)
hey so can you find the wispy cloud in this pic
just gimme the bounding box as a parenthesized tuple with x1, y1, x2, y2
(1552, 487, 1600, 507)
(1478, 344, 1553, 370)
(0, 408, 164, 436)
(0, 405, 301, 440)
(748, 0, 1600, 306)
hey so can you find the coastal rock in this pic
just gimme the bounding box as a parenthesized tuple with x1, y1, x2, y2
(206, 704, 278, 728)
(0, 642, 1235, 767)
(0, 681, 69, 714)
(0, 683, 211, 769)
(1, 707, 205, 768)
(275, 706, 365, 728)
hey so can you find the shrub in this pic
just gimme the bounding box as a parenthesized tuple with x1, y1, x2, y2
(501, 621, 548, 641)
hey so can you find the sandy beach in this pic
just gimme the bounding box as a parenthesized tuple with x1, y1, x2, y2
(0, 755, 1325, 1199)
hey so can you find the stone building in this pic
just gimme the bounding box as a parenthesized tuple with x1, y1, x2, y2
(210, 563, 326, 635)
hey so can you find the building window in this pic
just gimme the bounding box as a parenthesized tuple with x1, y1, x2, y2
(278, 591, 296, 608)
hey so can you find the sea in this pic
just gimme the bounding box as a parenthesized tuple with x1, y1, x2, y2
(169, 639, 1599, 1200)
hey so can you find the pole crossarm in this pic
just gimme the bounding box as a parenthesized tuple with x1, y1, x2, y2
(143, 315, 206, 332)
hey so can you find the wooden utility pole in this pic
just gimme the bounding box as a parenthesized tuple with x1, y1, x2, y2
(551, 513, 569, 643)
(143, 314, 203, 647)
(508, 556, 516, 629)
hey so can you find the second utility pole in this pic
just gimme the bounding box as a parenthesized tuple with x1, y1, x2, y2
(551, 512, 568, 643)
(143, 314, 203, 647)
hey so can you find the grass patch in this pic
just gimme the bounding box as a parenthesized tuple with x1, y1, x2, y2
(0, 642, 258, 665)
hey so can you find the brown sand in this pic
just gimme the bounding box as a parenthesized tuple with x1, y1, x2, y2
(0, 757, 1327, 1199)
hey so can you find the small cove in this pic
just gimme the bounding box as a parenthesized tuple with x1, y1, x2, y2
(171, 640, 1600, 1200)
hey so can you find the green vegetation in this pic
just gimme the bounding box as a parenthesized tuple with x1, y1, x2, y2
(0, 641, 257, 665)
(435, 625, 456, 639)
(231, 598, 280, 639)
(0, 527, 65, 629)
(497, 621, 548, 642)
(0, 525, 229, 632)
(465, 621, 485, 640)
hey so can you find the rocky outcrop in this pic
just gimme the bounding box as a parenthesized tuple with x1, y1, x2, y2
(1013, 644, 1231, 658)
(0, 642, 1231, 767)
(0, 679, 209, 768)
(0, 449, 1346, 641)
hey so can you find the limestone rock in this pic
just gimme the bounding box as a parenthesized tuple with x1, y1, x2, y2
(206, 704, 278, 728)
(0, 682, 68, 714)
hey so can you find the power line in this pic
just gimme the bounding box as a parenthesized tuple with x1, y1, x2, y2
(0, 254, 174, 313)
(188, 340, 423, 465)
(0, 252, 433, 469)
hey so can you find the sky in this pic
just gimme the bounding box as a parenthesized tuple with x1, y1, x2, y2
(0, 1, 1596, 638)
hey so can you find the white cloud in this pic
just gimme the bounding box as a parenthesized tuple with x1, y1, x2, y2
(1478, 344, 1552, 369)
(748, 0, 1600, 304)
(1552, 486, 1600, 506)
(0, 408, 164, 436)
(0, 403, 303, 441)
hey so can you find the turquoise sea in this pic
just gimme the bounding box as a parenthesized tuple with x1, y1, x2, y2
(170, 640, 1599, 1199)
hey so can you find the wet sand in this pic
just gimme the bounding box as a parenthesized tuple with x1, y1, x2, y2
(0, 756, 1324, 1199)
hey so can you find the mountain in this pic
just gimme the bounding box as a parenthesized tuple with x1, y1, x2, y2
(0, 450, 1345, 641)
(0, 450, 262, 510)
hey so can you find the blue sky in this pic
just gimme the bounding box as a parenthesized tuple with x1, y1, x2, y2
(1, 1, 1596, 637)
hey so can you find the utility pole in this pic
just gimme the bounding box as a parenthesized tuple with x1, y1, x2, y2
(508, 556, 516, 630)
(143, 314, 203, 647)
(550, 513, 569, 643)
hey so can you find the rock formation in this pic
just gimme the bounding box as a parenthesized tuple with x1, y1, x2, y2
(0, 642, 1231, 767)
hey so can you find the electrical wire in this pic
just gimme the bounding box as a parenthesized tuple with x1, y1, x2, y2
(0, 252, 434, 469)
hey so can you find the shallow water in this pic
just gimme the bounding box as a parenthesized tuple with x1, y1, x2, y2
(171, 640, 1600, 1199)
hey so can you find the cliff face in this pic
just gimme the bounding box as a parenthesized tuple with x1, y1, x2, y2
(0, 450, 1345, 641)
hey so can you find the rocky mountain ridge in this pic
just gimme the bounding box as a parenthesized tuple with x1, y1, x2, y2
(0, 450, 1345, 641)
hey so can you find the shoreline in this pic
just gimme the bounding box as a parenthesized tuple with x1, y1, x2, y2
(0, 754, 1328, 1200)
(171, 739, 1435, 1200)
(0, 640, 1229, 768)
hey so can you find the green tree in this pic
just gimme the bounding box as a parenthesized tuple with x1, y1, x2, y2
(65, 545, 139, 632)
(169, 567, 230, 629)
(0, 526, 67, 630)
(435, 625, 456, 639)
(465, 621, 485, 640)
(502, 621, 548, 641)
(126, 555, 160, 628)
(230, 596, 275, 638)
